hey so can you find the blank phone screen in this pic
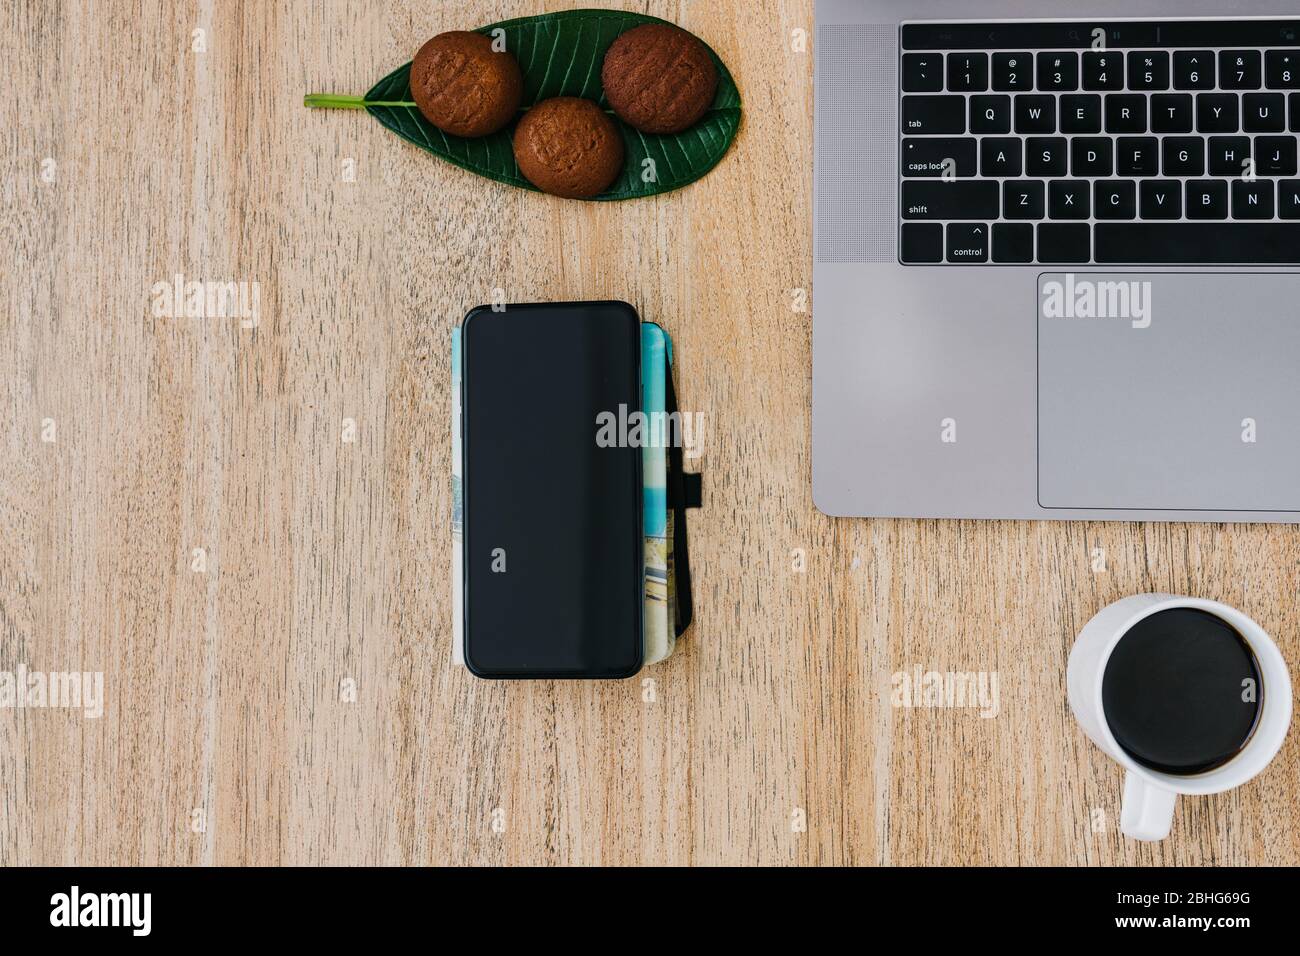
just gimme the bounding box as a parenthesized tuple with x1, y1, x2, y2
(462, 303, 643, 678)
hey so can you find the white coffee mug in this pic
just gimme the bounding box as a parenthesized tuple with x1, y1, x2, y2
(1067, 594, 1292, 841)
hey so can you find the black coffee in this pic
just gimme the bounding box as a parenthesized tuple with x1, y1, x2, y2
(1102, 608, 1262, 775)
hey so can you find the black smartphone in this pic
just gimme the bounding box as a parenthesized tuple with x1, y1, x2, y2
(461, 301, 643, 679)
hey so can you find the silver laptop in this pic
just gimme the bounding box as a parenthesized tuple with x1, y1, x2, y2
(813, 1, 1300, 521)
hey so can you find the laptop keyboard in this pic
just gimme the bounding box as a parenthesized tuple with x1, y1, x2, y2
(898, 19, 1300, 264)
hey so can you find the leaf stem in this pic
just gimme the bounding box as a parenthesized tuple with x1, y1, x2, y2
(303, 93, 417, 109)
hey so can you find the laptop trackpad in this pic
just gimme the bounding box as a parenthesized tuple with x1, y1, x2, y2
(1038, 273, 1300, 512)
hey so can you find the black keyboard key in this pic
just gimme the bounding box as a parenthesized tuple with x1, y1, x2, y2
(992, 223, 1033, 263)
(980, 138, 1022, 177)
(1150, 94, 1194, 133)
(902, 138, 978, 178)
(1244, 93, 1286, 131)
(902, 181, 1000, 220)
(1082, 51, 1123, 90)
(1117, 137, 1159, 176)
(1127, 52, 1170, 90)
(1095, 223, 1300, 264)
(1187, 181, 1229, 220)
(1220, 51, 1263, 89)
(1293, 94, 1300, 132)
(1139, 180, 1182, 219)
(1280, 180, 1300, 219)
(1209, 136, 1251, 176)
(1173, 51, 1215, 90)
(1037, 52, 1078, 92)
(992, 53, 1033, 91)
(948, 53, 988, 92)
(1072, 138, 1114, 177)
(1196, 93, 1240, 133)
(1266, 51, 1300, 89)
(902, 54, 945, 92)
(970, 95, 1012, 134)
(1014, 95, 1055, 133)
(1048, 180, 1090, 220)
(1256, 136, 1298, 176)
(1060, 94, 1102, 133)
(1026, 137, 1068, 177)
(1105, 95, 1147, 133)
(901, 223, 943, 263)
(1095, 181, 1137, 220)
(1232, 180, 1275, 219)
(1038, 224, 1090, 263)
(903, 22, 1300, 54)
(946, 223, 989, 263)
(1163, 137, 1205, 176)
(1003, 180, 1045, 220)
(903, 96, 966, 134)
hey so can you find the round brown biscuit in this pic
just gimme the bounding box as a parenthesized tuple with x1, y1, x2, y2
(601, 23, 718, 134)
(411, 31, 523, 138)
(512, 97, 625, 199)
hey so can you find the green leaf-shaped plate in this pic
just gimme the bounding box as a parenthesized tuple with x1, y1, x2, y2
(316, 9, 742, 201)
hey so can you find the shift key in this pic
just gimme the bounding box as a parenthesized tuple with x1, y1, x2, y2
(902, 181, 1000, 220)
(902, 95, 967, 134)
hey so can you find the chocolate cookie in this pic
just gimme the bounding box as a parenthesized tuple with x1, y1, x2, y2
(512, 97, 625, 199)
(410, 31, 523, 138)
(601, 23, 719, 134)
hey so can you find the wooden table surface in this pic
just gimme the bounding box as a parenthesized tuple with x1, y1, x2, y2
(3, 0, 1297, 866)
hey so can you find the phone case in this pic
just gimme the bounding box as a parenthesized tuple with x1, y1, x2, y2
(451, 317, 699, 675)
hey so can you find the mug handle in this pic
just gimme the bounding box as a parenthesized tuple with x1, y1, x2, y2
(1121, 771, 1177, 841)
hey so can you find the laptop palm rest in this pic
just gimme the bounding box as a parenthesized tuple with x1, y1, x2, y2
(1038, 273, 1300, 513)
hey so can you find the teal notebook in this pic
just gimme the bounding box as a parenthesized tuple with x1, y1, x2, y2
(641, 323, 671, 665)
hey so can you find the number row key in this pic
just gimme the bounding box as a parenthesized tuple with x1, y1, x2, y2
(903, 51, 1300, 94)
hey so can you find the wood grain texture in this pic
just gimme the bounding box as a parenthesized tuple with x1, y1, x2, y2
(1, 0, 1297, 866)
